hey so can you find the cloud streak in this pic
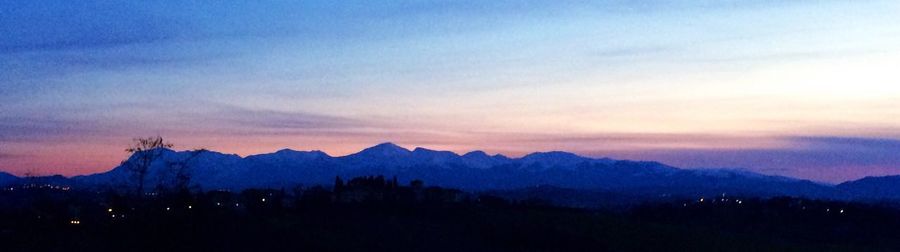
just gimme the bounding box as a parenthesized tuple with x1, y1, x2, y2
(201, 106, 366, 131)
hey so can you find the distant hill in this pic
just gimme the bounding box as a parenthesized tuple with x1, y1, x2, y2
(3, 143, 898, 202)
(0, 172, 19, 186)
(838, 175, 900, 200)
(66, 143, 836, 198)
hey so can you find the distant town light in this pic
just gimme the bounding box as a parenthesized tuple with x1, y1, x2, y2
(69, 220, 80, 225)
(108, 208, 113, 212)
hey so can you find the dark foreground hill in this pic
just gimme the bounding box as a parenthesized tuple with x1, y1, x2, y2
(2, 176, 899, 252)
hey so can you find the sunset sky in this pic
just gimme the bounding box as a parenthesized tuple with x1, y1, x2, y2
(2, 0, 899, 183)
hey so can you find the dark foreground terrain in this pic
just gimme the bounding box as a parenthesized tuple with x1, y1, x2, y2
(3, 176, 900, 252)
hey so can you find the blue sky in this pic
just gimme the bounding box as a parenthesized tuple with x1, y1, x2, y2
(1, 0, 899, 182)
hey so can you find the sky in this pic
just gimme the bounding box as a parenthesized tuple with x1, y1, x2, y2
(1, 0, 899, 183)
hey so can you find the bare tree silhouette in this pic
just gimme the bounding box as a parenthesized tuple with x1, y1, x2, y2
(123, 136, 172, 196)
(164, 149, 207, 193)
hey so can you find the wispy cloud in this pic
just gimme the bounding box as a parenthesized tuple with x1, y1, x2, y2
(0, 102, 353, 144)
(201, 105, 366, 131)
(0, 101, 392, 146)
(794, 136, 900, 151)
(592, 46, 673, 59)
(684, 48, 890, 64)
(0, 117, 115, 143)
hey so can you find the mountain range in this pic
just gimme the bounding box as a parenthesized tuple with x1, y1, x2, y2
(2, 142, 899, 203)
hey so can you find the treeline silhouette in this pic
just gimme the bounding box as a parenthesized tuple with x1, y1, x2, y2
(3, 176, 900, 251)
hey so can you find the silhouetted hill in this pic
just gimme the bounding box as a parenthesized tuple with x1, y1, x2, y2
(5, 143, 899, 203)
(838, 175, 900, 200)
(0, 172, 19, 186)
(62, 144, 835, 198)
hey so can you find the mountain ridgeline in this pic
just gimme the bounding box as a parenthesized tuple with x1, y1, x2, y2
(5, 142, 900, 204)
